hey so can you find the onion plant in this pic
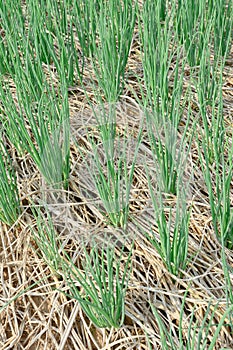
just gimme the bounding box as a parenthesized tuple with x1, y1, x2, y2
(27, 0, 82, 85)
(72, 0, 99, 59)
(90, 0, 137, 102)
(77, 104, 142, 229)
(139, 0, 171, 114)
(62, 238, 134, 328)
(140, 97, 193, 277)
(140, 0, 193, 197)
(196, 36, 233, 249)
(142, 109, 192, 275)
(211, 0, 233, 59)
(145, 110, 192, 195)
(149, 296, 233, 349)
(30, 205, 62, 276)
(0, 77, 70, 190)
(0, 142, 20, 225)
(175, 0, 207, 67)
(0, 1, 71, 189)
(0, 0, 25, 75)
(144, 178, 191, 276)
(139, 0, 186, 123)
(31, 204, 133, 329)
(198, 122, 233, 249)
(175, 0, 232, 67)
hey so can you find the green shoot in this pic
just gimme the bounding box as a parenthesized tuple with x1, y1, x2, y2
(0, 78, 70, 190)
(62, 238, 134, 328)
(91, 0, 137, 102)
(150, 297, 233, 349)
(0, 142, 20, 225)
(30, 205, 62, 276)
(145, 180, 191, 276)
(78, 104, 142, 229)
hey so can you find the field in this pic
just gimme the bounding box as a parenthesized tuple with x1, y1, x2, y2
(0, 1, 233, 349)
